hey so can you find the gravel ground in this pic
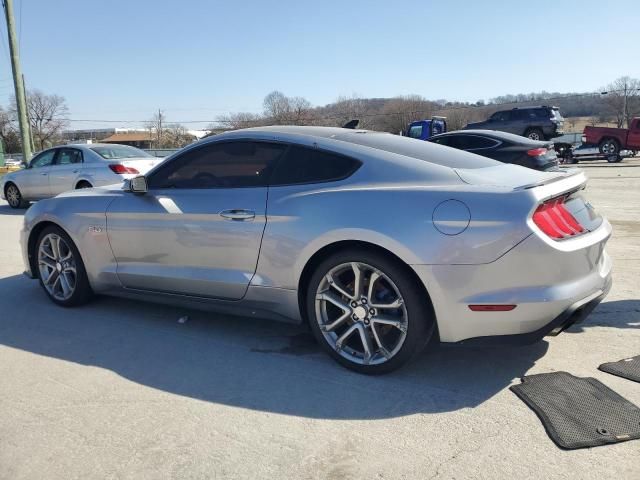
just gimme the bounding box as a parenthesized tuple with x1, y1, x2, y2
(1, 158, 639, 479)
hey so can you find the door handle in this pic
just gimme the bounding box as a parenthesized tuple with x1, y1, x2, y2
(41, 172, 48, 176)
(219, 209, 255, 221)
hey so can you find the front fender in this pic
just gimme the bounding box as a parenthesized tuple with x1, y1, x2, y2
(22, 191, 124, 291)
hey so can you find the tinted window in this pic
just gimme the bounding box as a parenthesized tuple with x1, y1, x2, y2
(512, 110, 529, 120)
(270, 146, 361, 186)
(491, 111, 511, 122)
(431, 137, 451, 146)
(408, 125, 423, 139)
(56, 148, 83, 165)
(91, 145, 152, 159)
(460, 135, 498, 150)
(333, 132, 499, 169)
(148, 141, 286, 189)
(29, 150, 56, 168)
(439, 135, 496, 150)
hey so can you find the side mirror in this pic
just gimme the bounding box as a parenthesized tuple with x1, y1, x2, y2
(124, 176, 148, 194)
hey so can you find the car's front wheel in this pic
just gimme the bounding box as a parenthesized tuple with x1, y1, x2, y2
(5, 183, 28, 209)
(306, 249, 435, 374)
(36, 226, 93, 307)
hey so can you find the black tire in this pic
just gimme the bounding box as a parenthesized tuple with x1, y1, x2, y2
(76, 181, 93, 189)
(35, 225, 93, 307)
(606, 154, 621, 163)
(306, 248, 435, 374)
(524, 128, 544, 141)
(4, 182, 28, 209)
(599, 138, 620, 156)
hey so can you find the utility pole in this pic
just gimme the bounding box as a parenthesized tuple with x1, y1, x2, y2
(22, 74, 35, 152)
(3, 0, 32, 161)
(157, 108, 162, 148)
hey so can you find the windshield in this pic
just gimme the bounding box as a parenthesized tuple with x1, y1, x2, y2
(90, 145, 152, 159)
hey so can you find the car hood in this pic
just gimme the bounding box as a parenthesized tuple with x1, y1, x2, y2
(55, 183, 125, 199)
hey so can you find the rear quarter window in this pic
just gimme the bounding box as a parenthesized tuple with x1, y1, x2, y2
(270, 146, 361, 186)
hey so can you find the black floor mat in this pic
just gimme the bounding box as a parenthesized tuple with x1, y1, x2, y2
(599, 356, 640, 383)
(511, 372, 640, 449)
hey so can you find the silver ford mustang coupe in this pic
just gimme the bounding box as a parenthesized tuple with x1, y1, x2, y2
(20, 126, 612, 373)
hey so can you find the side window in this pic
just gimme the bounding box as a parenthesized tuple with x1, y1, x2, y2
(270, 145, 361, 186)
(147, 141, 286, 189)
(491, 111, 511, 122)
(532, 109, 548, 119)
(408, 125, 423, 139)
(464, 136, 499, 150)
(431, 137, 451, 146)
(29, 150, 56, 168)
(56, 148, 83, 165)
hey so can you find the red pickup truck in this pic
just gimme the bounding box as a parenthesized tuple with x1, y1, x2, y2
(584, 117, 640, 155)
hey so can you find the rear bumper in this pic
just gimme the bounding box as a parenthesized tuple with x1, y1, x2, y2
(454, 275, 611, 346)
(412, 220, 613, 343)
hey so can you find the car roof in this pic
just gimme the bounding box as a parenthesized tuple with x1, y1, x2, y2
(211, 126, 500, 170)
(430, 129, 548, 145)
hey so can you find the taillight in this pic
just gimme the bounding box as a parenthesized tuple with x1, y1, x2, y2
(109, 164, 140, 174)
(527, 148, 547, 157)
(532, 197, 585, 240)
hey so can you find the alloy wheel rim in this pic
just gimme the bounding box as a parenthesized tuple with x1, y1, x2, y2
(315, 262, 408, 366)
(38, 233, 77, 301)
(529, 132, 540, 140)
(6, 185, 20, 207)
(603, 142, 615, 154)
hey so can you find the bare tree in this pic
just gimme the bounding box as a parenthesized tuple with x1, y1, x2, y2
(163, 124, 194, 148)
(10, 90, 69, 151)
(145, 110, 167, 148)
(442, 107, 471, 130)
(263, 91, 291, 124)
(328, 95, 375, 129)
(215, 112, 263, 130)
(262, 91, 314, 125)
(0, 106, 21, 153)
(602, 76, 640, 128)
(288, 96, 313, 125)
(378, 95, 435, 134)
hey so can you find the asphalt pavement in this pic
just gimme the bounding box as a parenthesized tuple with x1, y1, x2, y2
(1, 159, 639, 479)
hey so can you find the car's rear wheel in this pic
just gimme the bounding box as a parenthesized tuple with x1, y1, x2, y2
(5, 183, 28, 209)
(525, 128, 544, 141)
(76, 181, 93, 189)
(599, 138, 620, 156)
(306, 249, 435, 374)
(36, 226, 93, 307)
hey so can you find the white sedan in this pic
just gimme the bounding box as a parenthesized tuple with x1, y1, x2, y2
(1, 144, 163, 208)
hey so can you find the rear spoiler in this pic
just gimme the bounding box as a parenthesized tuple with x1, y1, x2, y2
(516, 169, 588, 203)
(454, 165, 586, 195)
(514, 168, 585, 191)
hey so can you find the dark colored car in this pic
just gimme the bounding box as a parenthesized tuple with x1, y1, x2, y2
(428, 129, 559, 171)
(465, 106, 564, 141)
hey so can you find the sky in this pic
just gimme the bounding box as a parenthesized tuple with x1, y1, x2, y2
(0, 0, 638, 129)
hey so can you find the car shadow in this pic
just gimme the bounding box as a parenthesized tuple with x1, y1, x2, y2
(8, 274, 635, 420)
(566, 299, 640, 332)
(0, 204, 27, 216)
